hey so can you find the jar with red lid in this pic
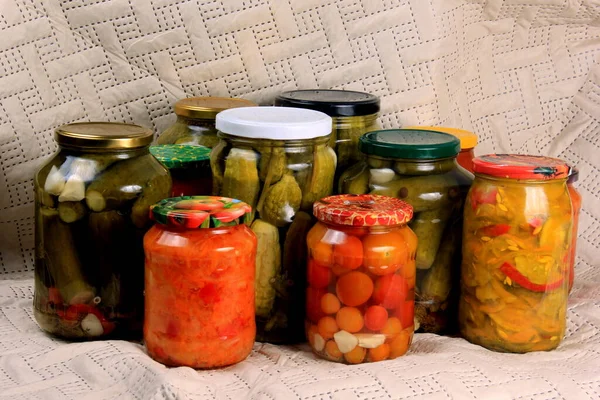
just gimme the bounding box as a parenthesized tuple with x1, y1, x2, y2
(460, 155, 572, 353)
(567, 168, 581, 293)
(150, 145, 212, 197)
(143, 196, 257, 368)
(305, 194, 417, 364)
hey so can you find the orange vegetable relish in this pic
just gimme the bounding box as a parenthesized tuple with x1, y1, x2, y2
(459, 155, 573, 353)
(306, 194, 417, 363)
(143, 196, 257, 368)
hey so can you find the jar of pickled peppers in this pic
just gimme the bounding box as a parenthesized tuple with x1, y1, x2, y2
(212, 106, 335, 344)
(339, 129, 472, 333)
(407, 126, 478, 172)
(157, 97, 256, 147)
(567, 168, 581, 293)
(144, 196, 257, 368)
(459, 155, 572, 353)
(34, 122, 171, 340)
(150, 144, 212, 197)
(274, 89, 380, 191)
(306, 194, 416, 364)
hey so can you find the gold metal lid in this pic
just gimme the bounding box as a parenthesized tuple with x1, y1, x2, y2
(174, 97, 257, 119)
(55, 122, 153, 149)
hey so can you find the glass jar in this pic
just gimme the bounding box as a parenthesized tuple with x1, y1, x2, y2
(567, 168, 581, 293)
(212, 106, 335, 344)
(143, 196, 256, 368)
(157, 97, 256, 147)
(305, 194, 417, 364)
(150, 144, 212, 197)
(407, 126, 478, 173)
(274, 89, 380, 192)
(339, 129, 472, 334)
(459, 155, 572, 353)
(33, 122, 172, 340)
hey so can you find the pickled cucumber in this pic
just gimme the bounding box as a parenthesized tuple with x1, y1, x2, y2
(130, 172, 172, 228)
(338, 163, 369, 194)
(410, 207, 452, 270)
(420, 229, 456, 302)
(261, 174, 302, 227)
(258, 146, 286, 184)
(366, 156, 393, 169)
(370, 175, 459, 212)
(336, 119, 367, 168)
(300, 146, 336, 210)
(210, 140, 227, 194)
(57, 201, 87, 223)
(222, 148, 260, 210)
(252, 219, 281, 318)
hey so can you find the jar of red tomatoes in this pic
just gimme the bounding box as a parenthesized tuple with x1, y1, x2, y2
(143, 196, 257, 368)
(567, 168, 581, 293)
(460, 155, 572, 353)
(306, 194, 416, 364)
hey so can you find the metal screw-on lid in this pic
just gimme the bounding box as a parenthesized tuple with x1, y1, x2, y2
(359, 129, 460, 160)
(55, 122, 153, 149)
(150, 196, 253, 228)
(275, 89, 380, 117)
(150, 144, 211, 169)
(313, 194, 413, 226)
(473, 154, 571, 180)
(174, 97, 256, 119)
(406, 126, 478, 150)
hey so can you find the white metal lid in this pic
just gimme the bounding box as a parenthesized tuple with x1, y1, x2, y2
(215, 106, 332, 140)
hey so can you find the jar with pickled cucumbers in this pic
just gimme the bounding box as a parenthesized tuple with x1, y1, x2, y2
(150, 144, 212, 197)
(34, 122, 172, 340)
(306, 194, 416, 364)
(144, 196, 256, 368)
(567, 168, 581, 293)
(407, 126, 478, 173)
(157, 97, 256, 147)
(274, 89, 380, 191)
(212, 106, 335, 344)
(459, 155, 572, 353)
(339, 129, 472, 334)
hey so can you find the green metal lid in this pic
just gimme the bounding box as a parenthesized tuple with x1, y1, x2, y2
(150, 196, 253, 228)
(359, 129, 460, 160)
(149, 144, 211, 169)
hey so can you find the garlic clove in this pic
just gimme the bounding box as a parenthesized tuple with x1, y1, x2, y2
(333, 330, 358, 353)
(355, 333, 386, 349)
(81, 313, 104, 337)
(313, 333, 325, 352)
(44, 166, 66, 195)
(59, 175, 85, 202)
(369, 168, 396, 185)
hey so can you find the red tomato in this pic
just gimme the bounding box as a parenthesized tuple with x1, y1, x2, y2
(333, 236, 364, 270)
(306, 287, 327, 323)
(396, 300, 414, 329)
(372, 274, 408, 309)
(470, 186, 498, 210)
(364, 305, 388, 331)
(307, 259, 332, 289)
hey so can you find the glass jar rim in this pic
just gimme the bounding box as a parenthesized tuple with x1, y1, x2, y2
(55, 122, 153, 149)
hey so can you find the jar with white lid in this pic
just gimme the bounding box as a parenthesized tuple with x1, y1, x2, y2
(211, 106, 336, 344)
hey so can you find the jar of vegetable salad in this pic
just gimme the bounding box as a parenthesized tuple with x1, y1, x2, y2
(144, 196, 256, 368)
(567, 168, 581, 293)
(157, 97, 256, 147)
(274, 89, 380, 191)
(34, 122, 171, 340)
(212, 106, 335, 344)
(339, 129, 472, 334)
(150, 144, 212, 197)
(306, 194, 417, 364)
(459, 155, 572, 353)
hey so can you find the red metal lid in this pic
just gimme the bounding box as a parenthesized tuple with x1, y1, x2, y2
(150, 196, 252, 228)
(473, 154, 571, 180)
(313, 194, 413, 227)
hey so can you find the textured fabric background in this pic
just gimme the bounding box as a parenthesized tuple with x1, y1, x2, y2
(0, 0, 599, 398)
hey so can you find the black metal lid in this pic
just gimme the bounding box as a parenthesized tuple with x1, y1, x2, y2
(274, 89, 380, 117)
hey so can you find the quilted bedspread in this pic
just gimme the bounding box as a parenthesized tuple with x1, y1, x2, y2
(0, 0, 599, 399)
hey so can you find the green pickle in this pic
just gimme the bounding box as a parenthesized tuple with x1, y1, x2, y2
(339, 129, 472, 334)
(34, 122, 171, 340)
(222, 148, 261, 212)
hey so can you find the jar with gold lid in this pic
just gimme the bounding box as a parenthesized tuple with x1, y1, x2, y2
(157, 97, 257, 147)
(34, 122, 171, 340)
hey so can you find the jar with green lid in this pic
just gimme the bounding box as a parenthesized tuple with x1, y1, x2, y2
(157, 97, 257, 147)
(150, 144, 212, 197)
(212, 106, 336, 344)
(34, 122, 172, 340)
(274, 89, 380, 191)
(339, 129, 472, 334)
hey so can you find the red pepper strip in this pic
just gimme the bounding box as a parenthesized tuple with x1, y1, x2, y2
(471, 187, 498, 210)
(480, 224, 511, 237)
(500, 262, 563, 292)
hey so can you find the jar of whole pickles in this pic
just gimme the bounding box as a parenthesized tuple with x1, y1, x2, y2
(274, 89, 380, 190)
(157, 97, 256, 146)
(144, 196, 256, 368)
(212, 106, 335, 344)
(150, 144, 212, 197)
(407, 126, 478, 172)
(567, 168, 581, 293)
(306, 194, 417, 364)
(34, 122, 172, 339)
(459, 155, 572, 353)
(339, 129, 472, 333)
